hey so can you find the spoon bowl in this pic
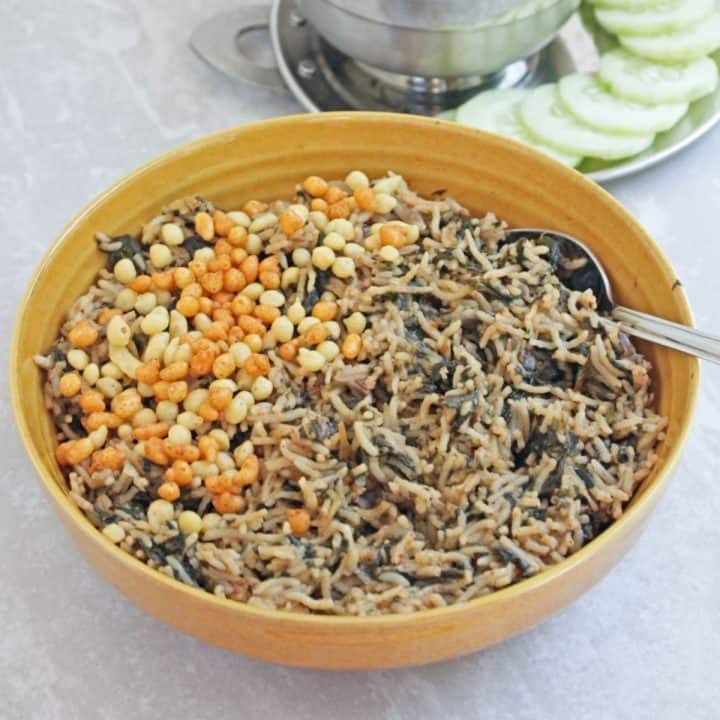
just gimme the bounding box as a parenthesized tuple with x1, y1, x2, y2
(506, 228, 720, 364)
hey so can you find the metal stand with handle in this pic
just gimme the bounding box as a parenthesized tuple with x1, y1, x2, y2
(190, 6, 285, 91)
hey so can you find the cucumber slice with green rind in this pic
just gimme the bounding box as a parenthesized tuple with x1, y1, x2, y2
(456, 89, 582, 166)
(558, 73, 688, 134)
(520, 84, 655, 160)
(595, 0, 713, 37)
(598, 48, 718, 103)
(619, 13, 720, 62)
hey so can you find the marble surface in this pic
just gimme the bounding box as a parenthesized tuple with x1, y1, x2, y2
(1, 2, 718, 718)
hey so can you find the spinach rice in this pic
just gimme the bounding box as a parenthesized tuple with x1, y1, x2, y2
(35, 171, 666, 615)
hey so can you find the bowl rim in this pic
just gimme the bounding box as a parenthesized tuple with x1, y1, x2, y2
(10, 111, 700, 629)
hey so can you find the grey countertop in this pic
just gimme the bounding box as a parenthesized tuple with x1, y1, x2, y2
(1, 2, 718, 718)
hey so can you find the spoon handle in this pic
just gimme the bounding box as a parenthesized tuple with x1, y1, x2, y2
(614, 306, 720, 364)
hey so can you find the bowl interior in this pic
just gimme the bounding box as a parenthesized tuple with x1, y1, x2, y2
(11, 114, 698, 666)
(14, 113, 696, 506)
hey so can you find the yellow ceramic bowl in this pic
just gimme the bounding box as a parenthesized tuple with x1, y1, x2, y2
(11, 113, 698, 669)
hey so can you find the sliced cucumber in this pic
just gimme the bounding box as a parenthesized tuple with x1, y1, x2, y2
(598, 48, 718, 103)
(595, 0, 713, 36)
(619, 13, 720, 62)
(588, 0, 667, 10)
(558, 73, 688, 134)
(456, 89, 582, 166)
(520, 84, 655, 160)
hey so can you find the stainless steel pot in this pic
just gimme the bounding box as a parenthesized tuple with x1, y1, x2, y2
(298, 0, 580, 77)
(190, 0, 581, 108)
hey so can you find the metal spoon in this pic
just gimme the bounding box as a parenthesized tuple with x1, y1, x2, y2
(504, 228, 720, 364)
